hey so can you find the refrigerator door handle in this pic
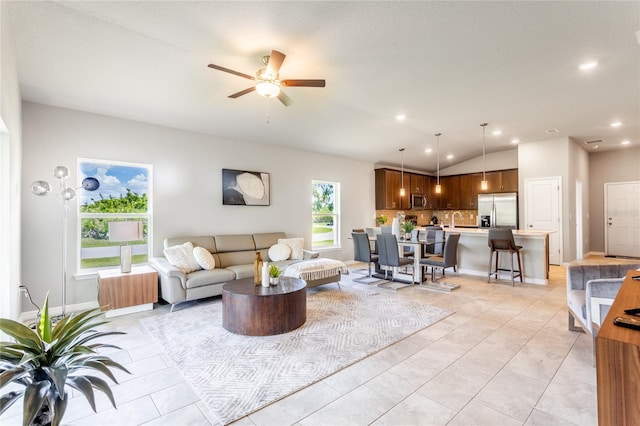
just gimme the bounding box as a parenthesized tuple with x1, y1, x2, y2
(490, 203, 496, 228)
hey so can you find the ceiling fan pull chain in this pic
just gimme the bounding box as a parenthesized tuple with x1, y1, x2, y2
(265, 97, 271, 125)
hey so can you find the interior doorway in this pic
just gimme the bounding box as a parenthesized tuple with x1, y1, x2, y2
(576, 180, 583, 260)
(605, 181, 640, 258)
(524, 177, 562, 265)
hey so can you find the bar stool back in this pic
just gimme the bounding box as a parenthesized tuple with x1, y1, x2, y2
(488, 228, 523, 286)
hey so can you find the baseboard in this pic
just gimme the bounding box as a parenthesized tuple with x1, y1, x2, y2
(19, 300, 100, 324)
(458, 268, 547, 285)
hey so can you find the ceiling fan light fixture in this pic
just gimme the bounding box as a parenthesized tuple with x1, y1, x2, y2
(256, 81, 280, 97)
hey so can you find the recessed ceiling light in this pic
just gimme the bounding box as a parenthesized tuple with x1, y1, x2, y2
(545, 128, 559, 134)
(395, 114, 406, 121)
(579, 61, 598, 71)
(610, 121, 622, 127)
(425, 148, 433, 154)
(511, 139, 519, 144)
(621, 140, 630, 145)
(492, 130, 502, 136)
(593, 145, 599, 149)
(446, 154, 454, 160)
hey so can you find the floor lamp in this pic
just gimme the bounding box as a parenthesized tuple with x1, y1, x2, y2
(31, 166, 100, 318)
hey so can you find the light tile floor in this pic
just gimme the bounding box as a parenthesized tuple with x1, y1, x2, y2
(2, 263, 602, 426)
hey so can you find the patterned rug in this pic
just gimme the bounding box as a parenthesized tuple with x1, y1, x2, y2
(141, 284, 452, 424)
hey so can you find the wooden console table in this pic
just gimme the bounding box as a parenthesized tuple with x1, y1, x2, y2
(98, 265, 158, 318)
(595, 270, 640, 425)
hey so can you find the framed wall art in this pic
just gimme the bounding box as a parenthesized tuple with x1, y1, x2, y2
(222, 169, 270, 206)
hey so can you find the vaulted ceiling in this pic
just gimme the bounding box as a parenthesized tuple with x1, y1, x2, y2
(7, 1, 639, 171)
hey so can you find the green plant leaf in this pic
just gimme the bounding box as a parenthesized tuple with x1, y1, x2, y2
(0, 390, 23, 416)
(38, 295, 52, 344)
(41, 366, 68, 399)
(85, 375, 117, 409)
(0, 366, 29, 388)
(66, 376, 97, 412)
(0, 319, 43, 352)
(51, 391, 68, 426)
(81, 360, 119, 384)
(23, 380, 51, 426)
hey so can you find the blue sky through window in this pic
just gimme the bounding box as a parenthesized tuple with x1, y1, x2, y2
(79, 161, 149, 207)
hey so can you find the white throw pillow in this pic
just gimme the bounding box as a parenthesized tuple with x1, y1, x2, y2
(193, 246, 216, 270)
(269, 243, 292, 262)
(163, 242, 201, 273)
(278, 237, 304, 260)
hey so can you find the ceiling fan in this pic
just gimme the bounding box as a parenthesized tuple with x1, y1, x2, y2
(208, 50, 325, 106)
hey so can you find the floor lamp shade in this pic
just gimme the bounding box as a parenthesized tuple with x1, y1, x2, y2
(109, 221, 144, 273)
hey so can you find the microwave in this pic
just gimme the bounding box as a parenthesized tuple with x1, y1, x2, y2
(411, 193, 427, 209)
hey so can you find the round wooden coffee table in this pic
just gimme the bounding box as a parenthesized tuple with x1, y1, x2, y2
(222, 276, 307, 336)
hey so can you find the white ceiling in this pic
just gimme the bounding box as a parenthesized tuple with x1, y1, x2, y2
(7, 1, 640, 172)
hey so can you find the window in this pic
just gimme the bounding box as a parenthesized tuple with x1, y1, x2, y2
(77, 159, 152, 272)
(311, 180, 339, 250)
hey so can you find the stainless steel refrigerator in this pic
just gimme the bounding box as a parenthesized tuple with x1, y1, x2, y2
(477, 193, 518, 229)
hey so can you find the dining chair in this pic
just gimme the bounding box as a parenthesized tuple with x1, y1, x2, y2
(420, 233, 460, 281)
(351, 232, 379, 282)
(377, 233, 413, 281)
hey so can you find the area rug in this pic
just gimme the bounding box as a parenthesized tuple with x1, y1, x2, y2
(141, 285, 452, 424)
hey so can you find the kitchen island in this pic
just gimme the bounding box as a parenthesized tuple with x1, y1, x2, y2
(444, 227, 552, 285)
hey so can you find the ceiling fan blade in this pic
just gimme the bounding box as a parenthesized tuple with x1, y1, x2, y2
(208, 64, 255, 80)
(266, 50, 286, 75)
(277, 90, 293, 107)
(281, 79, 326, 88)
(228, 86, 256, 98)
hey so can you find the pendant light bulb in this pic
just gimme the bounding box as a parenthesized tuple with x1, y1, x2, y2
(435, 184, 441, 194)
(480, 123, 488, 191)
(399, 148, 405, 197)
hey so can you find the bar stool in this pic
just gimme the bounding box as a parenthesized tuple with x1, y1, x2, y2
(488, 228, 523, 286)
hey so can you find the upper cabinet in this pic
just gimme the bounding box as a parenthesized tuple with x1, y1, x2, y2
(409, 174, 425, 194)
(376, 168, 518, 210)
(375, 168, 411, 210)
(479, 169, 518, 193)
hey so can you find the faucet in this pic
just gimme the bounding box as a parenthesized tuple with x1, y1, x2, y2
(451, 211, 463, 229)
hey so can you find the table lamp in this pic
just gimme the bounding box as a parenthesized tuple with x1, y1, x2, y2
(109, 221, 144, 273)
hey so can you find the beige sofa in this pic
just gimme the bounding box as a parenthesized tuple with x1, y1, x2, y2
(149, 231, 346, 310)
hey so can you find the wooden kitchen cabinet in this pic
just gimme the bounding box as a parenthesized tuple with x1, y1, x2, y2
(459, 173, 481, 209)
(424, 176, 437, 209)
(410, 173, 425, 194)
(481, 169, 518, 193)
(499, 169, 518, 192)
(439, 175, 460, 209)
(375, 168, 400, 209)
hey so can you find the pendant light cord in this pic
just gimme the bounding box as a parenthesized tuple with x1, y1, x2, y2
(481, 123, 488, 180)
(435, 133, 441, 185)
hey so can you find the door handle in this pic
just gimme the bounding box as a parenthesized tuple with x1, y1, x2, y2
(608, 222, 613, 226)
(528, 224, 533, 227)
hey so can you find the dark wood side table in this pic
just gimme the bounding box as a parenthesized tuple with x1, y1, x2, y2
(222, 277, 306, 336)
(98, 265, 158, 318)
(595, 270, 640, 425)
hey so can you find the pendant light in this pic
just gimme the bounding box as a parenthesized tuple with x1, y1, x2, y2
(434, 133, 442, 194)
(399, 148, 406, 197)
(480, 123, 488, 191)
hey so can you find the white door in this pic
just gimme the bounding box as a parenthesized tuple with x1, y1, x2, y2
(525, 177, 562, 265)
(605, 181, 640, 257)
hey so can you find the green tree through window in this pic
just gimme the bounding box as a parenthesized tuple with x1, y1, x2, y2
(312, 180, 339, 249)
(78, 159, 152, 272)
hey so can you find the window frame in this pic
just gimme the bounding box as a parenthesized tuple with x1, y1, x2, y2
(311, 180, 340, 251)
(77, 158, 153, 274)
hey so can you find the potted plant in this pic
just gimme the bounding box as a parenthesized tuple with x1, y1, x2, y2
(401, 220, 415, 240)
(0, 294, 130, 426)
(268, 264, 282, 285)
(375, 215, 387, 226)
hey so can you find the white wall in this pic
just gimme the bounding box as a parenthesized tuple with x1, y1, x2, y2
(441, 149, 518, 176)
(588, 147, 640, 252)
(567, 138, 590, 261)
(518, 137, 571, 263)
(21, 102, 375, 314)
(1, 1, 23, 320)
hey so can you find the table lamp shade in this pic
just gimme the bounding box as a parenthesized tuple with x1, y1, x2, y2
(109, 221, 144, 273)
